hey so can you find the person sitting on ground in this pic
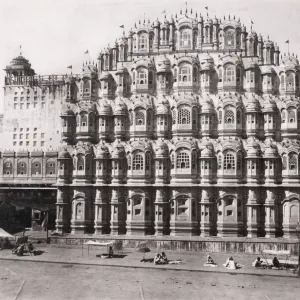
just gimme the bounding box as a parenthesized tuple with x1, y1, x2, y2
(224, 256, 236, 269)
(272, 256, 280, 268)
(206, 255, 215, 264)
(108, 246, 114, 258)
(161, 252, 168, 263)
(154, 253, 162, 265)
(253, 257, 262, 268)
(16, 244, 25, 256)
(28, 243, 36, 256)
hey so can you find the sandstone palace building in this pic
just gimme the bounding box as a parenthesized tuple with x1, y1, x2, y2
(1, 7, 300, 238)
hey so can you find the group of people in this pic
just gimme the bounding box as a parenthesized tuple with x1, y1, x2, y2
(252, 256, 281, 269)
(154, 252, 168, 265)
(12, 243, 37, 256)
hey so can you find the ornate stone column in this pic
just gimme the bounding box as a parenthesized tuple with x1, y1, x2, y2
(55, 187, 70, 234)
(154, 188, 169, 236)
(264, 188, 279, 238)
(110, 188, 125, 235)
(246, 188, 261, 237)
(94, 188, 110, 235)
(199, 188, 215, 237)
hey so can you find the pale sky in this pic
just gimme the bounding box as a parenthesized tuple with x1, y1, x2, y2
(0, 0, 299, 89)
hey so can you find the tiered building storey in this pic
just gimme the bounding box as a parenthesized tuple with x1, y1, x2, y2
(1, 9, 300, 238)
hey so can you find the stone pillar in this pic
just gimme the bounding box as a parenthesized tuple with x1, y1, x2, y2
(246, 188, 261, 237)
(94, 188, 110, 235)
(200, 188, 215, 237)
(154, 188, 169, 236)
(264, 189, 279, 238)
(55, 187, 70, 234)
(110, 188, 125, 235)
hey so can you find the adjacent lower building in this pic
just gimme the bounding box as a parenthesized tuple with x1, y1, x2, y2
(1, 7, 300, 238)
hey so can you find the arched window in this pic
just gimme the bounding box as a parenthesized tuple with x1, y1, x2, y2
(191, 151, 197, 169)
(219, 110, 223, 124)
(149, 32, 154, 50)
(286, 72, 294, 90)
(31, 161, 41, 175)
(282, 111, 286, 123)
(224, 152, 235, 170)
(77, 155, 84, 171)
(288, 109, 296, 123)
(180, 28, 191, 48)
(282, 154, 287, 170)
(224, 65, 235, 82)
(3, 160, 13, 175)
(176, 152, 190, 169)
(80, 113, 87, 126)
(137, 69, 147, 85)
(138, 33, 147, 50)
(133, 154, 144, 170)
(193, 67, 198, 82)
(224, 28, 235, 48)
(281, 74, 285, 88)
(46, 161, 56, 175)
(172, 109, 177, 124)
(135, 110, 145, 125)
(224, 108, 235, 124)
(17, 161, 27, 175)
(218, 68, 223, 82)
(288, 153, 297, 170)
(179, 65, 191, 82)
(236, 68, 241, 83)
(178, 108, 191, 124)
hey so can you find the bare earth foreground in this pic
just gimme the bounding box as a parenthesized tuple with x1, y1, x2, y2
(0, 260, 299, 300)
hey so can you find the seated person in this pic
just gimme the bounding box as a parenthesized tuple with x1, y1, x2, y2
(28, 243, 36, 256)
(253, 257, 262, 267)
(206, 255, 215, 264)
(224, 256, 236, 269)
(16, 244, 25, 256)
(161, 252, 168, 263)
(108, 246, 114, 258)
(154, 253, 162, 265)
(272, 256, 280, 268)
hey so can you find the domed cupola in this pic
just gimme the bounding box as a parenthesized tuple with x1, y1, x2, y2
(199, 94, 215, 137)
(60, 105, 76, 143)
(113, 97, 128, 140)
(200, 53, 214, 93)
(263, 142, 280, 184)
(263, 36, 274, 65)
(80, 62, 99, 101)
(245, 138, 262, 183)
(199, 142, 215, 184)
(279, 54, 300, 96)
(111, 140, 127, 184)
(99, 71, 115, 99)
(57, 147, 72, 184)
(245, 94, 262, 138)
(155, 96, 171, 139)
(154, 139, 170, 183)
(97, 100, 113, 141)
(95, 142, 111, 184)
(246, 30, 257, 56)
(262, 96, 278, 138)
(156, 56, 172, 95)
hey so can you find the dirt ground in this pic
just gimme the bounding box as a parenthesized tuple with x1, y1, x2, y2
(0, 260, 299, 300)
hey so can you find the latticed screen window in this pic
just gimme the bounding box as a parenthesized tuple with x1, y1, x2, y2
(224, 29, 235, 48)
(179, 66, 191, 82)
(172, 110, 177, 124)
(3, 161, 13, 175)
(77, 155, 84, 170)
(219, 110, 222, 123)
(288, 109, 296, 123)
(145, 153, 150, 170)
(135, 110, 145, 125)
(178, 108, 191, 124)
(191, 152, 196, 169)
(148, 72, 153, 85)
(224, 65, 235, 82)
(286, 72, 294, 89)
(218, 155, 222, 169)
(289, 153, 297, 170)
(224, 109, 234, 124)
(282, 155, 287, 170)
(133, 154, 144, 170)
(180, 29, 191, 47)
(224, 153, 235, 170)
(46, 161, 56, 175)
(138, 33, 147, 50)
(237, 110, 241, 124)
(137, 70, 147, 84)
(81, 114, 87, 126)
(147, 110, 152, 126)
(31, 162, 41, 175)
(176, 152, 190, 169)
